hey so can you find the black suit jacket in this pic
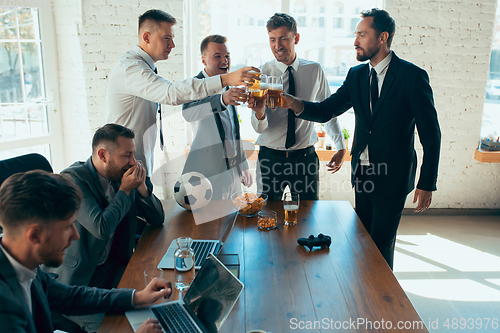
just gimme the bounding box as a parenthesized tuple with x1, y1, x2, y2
(300, 53, 441, 197)
(0, 247, 134, 333)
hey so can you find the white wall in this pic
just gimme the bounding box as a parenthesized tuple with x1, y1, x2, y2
(52, 0, 500, 208)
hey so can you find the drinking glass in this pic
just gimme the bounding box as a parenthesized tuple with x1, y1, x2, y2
(283, 192, 299, 226)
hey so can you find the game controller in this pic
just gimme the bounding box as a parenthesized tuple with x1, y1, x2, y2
(297, 233, 331, 250)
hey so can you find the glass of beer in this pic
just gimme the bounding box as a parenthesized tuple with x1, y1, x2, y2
(267, 76, 283, 109)
(248, 74, 267, 108)
(283, 192, 299, 226)
(245, 57, 262, 91)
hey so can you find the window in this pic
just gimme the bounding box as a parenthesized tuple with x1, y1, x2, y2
(0, 8, 63, 168)
(186, 0, 384, 144)
(482, 0, 500, 141)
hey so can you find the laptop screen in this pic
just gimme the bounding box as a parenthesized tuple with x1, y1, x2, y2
(183, 254, 244, 333)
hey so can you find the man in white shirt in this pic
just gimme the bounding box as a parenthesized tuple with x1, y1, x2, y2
(250, 13, 346, 201)
(182, 35, 252, 201)
(0, 170, 171, 333)
(106, 9, 259, 187)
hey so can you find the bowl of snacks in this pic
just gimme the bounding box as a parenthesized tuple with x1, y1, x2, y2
(231, 191, 268, 217)
(257, 210, 277, 230)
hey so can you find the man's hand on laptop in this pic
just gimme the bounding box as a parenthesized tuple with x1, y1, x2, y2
(136, 318, 163, 333)
(134, 278, 173, 306)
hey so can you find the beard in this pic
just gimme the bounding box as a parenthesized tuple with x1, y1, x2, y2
(356, 44, 379, 62)
(106, 158, 129, 183)
(37, 245, 64, 268)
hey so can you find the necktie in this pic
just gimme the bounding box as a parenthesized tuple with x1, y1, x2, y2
(154, 68, 164, 150)
(370, 68, 378, 112)
(285, 66, 296, 149)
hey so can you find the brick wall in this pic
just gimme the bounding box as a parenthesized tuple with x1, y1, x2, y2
(53, 0, 500, 207)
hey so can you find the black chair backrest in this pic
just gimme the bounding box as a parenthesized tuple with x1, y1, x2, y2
(0, 153, 53, 186)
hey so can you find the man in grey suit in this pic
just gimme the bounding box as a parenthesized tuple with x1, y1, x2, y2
(182, 35, 253, 201)
(43, 124, 165, 331)
(0, 170, 171, 333)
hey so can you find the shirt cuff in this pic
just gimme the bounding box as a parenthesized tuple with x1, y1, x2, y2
(206, 76, 223, 95)
(131, 289, 136, 306)
(293, 103, 305, 116)
(220, 94, 227, 109)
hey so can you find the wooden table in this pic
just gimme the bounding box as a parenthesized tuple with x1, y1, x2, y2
(99, 200, 428, 333)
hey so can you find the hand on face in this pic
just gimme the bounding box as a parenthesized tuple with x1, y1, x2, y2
(119, 161, 146, 195)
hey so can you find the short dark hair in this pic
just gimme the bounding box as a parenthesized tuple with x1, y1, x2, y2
(138, 9, 176, 33)
(92, 124, 135, 154)
(200, 34, 227, 55)
(266, 13, 297, 35)
(361, 8, 396, 47)
(0, 170, 82, 231)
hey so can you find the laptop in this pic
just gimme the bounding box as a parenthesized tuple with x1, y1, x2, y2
(126, 254, 244, 333)
(158, 239, 222, 270)
(157, 207, 239, 270)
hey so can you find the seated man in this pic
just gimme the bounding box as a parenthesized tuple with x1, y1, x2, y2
(0, 170, 171, 333)
(42, 123, 165, 331)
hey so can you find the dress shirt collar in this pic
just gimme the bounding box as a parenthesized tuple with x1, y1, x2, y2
(0, 239, 36, 283)
(369, 51, 392, 75)
(133, 45, 156, 71)
(201, 69, 209, 78)
(274, 54, 299, 74)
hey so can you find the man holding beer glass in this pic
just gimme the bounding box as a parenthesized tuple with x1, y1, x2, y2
(249, 13, 347, 200)
(181, 35, 253, 200)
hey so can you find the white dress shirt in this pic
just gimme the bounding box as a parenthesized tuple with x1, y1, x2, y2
(106, 45, 224, 176)
(251, 56, 345, 151)
(359, 51, 393, 166)
(0, 240, 36, 314)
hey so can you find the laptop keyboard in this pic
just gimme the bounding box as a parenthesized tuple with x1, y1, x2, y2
(192, 241, 213, 267)
(152, 302, 202, 333)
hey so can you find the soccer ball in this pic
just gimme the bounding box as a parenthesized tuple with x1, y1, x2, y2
(174, 172, 213, 211)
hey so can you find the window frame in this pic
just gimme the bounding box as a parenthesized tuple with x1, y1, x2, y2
(0, 7, 64, 170)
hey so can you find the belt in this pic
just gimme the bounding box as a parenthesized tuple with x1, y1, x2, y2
(260, 146, 315, 158)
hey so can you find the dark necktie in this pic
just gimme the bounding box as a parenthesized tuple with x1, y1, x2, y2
(154, 68, 164, 150)
(370, 68, 378, 112)
(285, 66, 296, 149)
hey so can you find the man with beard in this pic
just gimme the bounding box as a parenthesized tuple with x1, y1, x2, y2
(250, 13, 346, 201)
(43, 124, 165, 331)
(0, 170, 171, 333)
(282, 8, 441, 270)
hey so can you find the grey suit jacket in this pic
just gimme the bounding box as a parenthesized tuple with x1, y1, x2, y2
(0, 248, 134, 333)
(43, 157, 165, 286)
(182, 72, 249, 197)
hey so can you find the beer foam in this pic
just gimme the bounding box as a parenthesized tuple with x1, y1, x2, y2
(270, 84, 283, 90)
(284, 204, 299, 211)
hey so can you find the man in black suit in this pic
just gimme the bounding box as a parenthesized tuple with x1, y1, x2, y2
(0, 170, 171, 333)
(283, 8, 441, 269)
(182, 34, 252, 201)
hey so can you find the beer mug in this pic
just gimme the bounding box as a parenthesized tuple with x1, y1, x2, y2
(245, 57, 262, 91)
(248, 75, 267, 108)
(267, 76, 283, 109)
(283, 192, 299, 226)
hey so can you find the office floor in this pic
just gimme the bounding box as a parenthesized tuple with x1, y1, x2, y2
(394, 211, 500, 333)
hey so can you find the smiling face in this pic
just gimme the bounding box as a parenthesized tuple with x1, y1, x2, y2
(37, 214, 79, 268)
(104, 136, 137, 182)
(268, 26, 299, 66)
(143, 21, 176, 62)
(202, 42, 230, 76)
